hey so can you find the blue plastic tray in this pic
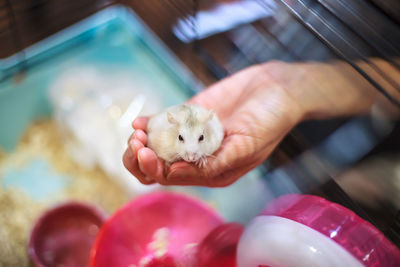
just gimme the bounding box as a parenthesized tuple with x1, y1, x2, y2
(0, 6, 201, 152)
(0, 6, 269, 223)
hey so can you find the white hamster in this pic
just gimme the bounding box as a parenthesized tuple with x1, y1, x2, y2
(146, 104, 224, 167)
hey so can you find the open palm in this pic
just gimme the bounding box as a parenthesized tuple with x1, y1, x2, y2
(123, 64, 302, 187)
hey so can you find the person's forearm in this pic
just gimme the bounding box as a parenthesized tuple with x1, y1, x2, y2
(261, 60, 400, 121)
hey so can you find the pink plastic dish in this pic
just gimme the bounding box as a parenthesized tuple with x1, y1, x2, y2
(262, 194, 400, 266)
(29, 202, 107, 267)
(196, 222, 244, 267)
(90, 191, 224, 267)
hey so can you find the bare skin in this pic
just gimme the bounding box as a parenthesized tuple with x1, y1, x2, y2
(123, 60, 400, 187)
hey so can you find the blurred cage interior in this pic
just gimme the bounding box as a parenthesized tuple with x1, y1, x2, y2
(1, 0, 400, 252)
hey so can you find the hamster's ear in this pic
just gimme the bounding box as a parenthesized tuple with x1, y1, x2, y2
(167, 112, 179, 125)
(202, 110, 214, 123)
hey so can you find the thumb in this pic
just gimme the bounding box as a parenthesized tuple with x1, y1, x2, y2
(132, 116, 149, 130)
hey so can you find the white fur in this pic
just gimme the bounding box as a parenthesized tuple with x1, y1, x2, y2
(147, 104, 223, 166)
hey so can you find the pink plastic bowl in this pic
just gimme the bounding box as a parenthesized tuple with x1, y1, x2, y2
(90, 191, 224, 267)
(29, 202, 107, 267)
(262, 194, 400, 266)
(196, 223, 244, 267)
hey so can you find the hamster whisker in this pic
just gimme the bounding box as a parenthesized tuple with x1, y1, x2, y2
(195, 156, 208, 168)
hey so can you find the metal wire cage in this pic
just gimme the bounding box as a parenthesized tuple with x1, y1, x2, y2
(2, 0, 400, 246)
(2, 0, 400, 103)
(156, 0, 400, 106)
(0, 0, 115, 58)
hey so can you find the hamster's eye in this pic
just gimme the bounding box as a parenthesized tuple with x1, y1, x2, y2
(178, 135, 184, 142)
(198, 135, 204, 142)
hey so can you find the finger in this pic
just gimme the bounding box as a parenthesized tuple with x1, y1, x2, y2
(166, 163, 207, 186)
(166, 170, 197, 185)
(134, 129, 147, 145)
(208, 134, 260, 173)
(123, 150, 154, 185)
(127, 132, 134, 146)
(132, 117, 149, 130)
(122, 145, 155, 185)
(131, 138, 144, 156)
(137, 147, 165, 184)
(166, 135, 258, 185)
(131, 139, 155, 184)
(166, 161, 249, 187)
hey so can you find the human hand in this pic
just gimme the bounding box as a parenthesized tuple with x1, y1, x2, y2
(123, 64, 303, 187)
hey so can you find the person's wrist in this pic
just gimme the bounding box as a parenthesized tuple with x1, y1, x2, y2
(260, 60, 368, 121)
(258, 61, 309, 125)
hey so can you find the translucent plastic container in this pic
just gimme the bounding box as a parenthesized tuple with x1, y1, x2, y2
(238, 194, 400, 267)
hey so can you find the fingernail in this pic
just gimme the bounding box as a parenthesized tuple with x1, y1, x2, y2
(128, 141, 135, 157)
(126, 148, 133, 158)
(137, 150, 142, 164)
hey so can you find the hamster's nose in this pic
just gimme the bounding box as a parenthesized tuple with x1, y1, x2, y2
(186, 152, 198, 162)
